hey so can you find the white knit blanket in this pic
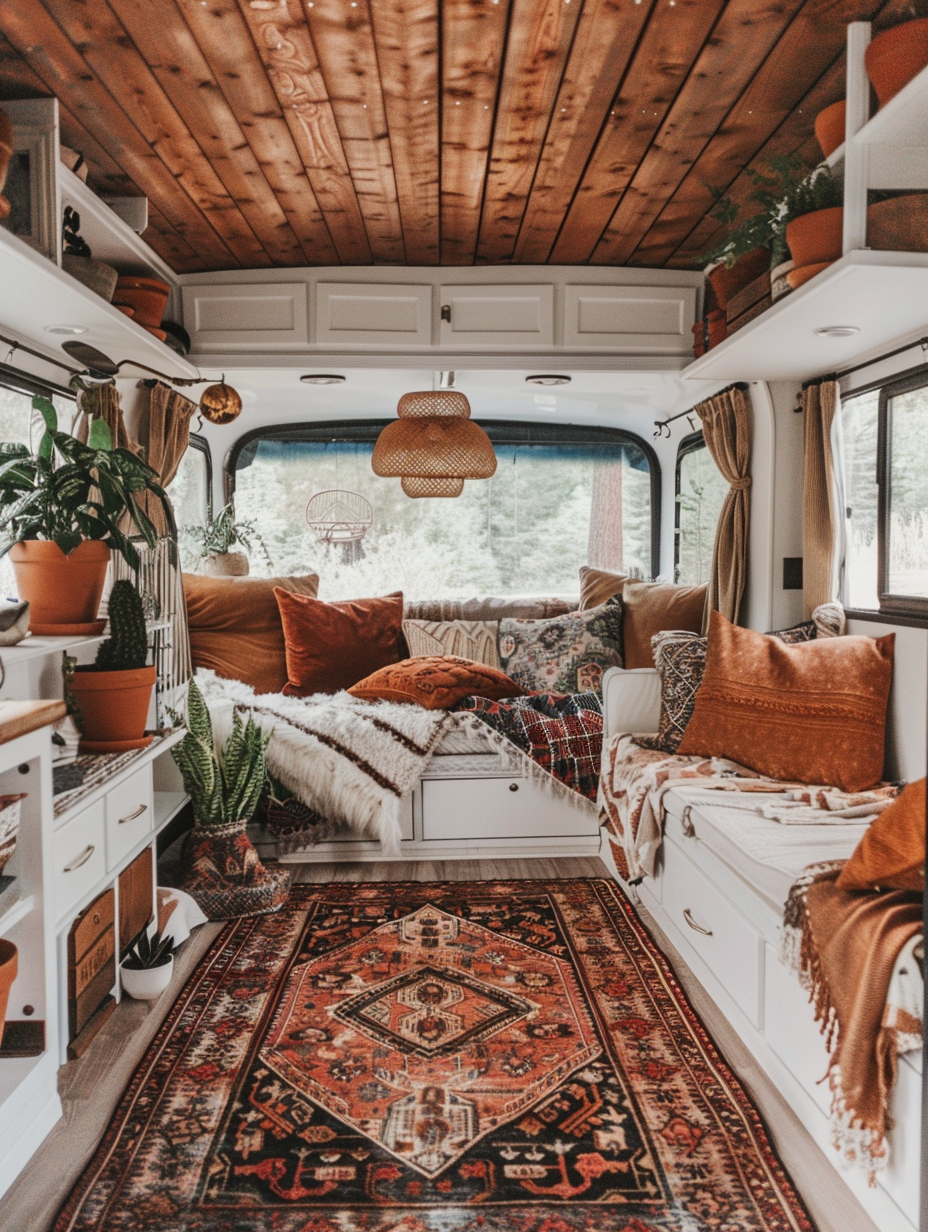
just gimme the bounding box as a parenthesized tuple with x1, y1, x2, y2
(197, 671, 452, 855)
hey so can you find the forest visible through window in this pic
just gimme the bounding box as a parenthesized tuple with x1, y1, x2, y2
(675, 440, 727, 586)
(229, 428, 655, 600)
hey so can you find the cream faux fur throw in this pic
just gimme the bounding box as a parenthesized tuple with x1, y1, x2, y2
(197, 670, 452, 855)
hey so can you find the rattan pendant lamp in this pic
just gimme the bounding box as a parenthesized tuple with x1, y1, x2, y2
(371, 384, 497, 498)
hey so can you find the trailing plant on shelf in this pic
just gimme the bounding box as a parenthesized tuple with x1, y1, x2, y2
(171, 679, 290, 920)
(184, 501, 272, 576)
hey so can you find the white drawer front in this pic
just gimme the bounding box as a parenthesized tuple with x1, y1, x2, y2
(105, 766, 153, 870)
(55, 801, 107, 920)
(662, 837, 764, 1027)
(763, 943, 831, 1116)
(421, 777, 598, 841)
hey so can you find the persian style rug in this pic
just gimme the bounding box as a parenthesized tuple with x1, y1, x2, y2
(54, 880, 814, 1231)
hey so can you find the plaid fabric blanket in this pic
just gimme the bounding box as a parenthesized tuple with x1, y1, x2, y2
(453, 691, 603, 801)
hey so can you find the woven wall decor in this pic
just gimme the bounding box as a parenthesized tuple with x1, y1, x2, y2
(305, 489, 373, 543)
(199, 380, 242, 425)
(401, 476, 465, 498)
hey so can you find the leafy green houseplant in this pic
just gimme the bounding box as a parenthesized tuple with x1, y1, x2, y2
(171, 679, 290, 919)
(0, 396, 173, 632)
(186, 501, 272, 577)
(120, 928, 175, 1000)
(68, 580, 156, 752)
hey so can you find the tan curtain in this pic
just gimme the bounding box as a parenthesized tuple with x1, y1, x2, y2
(801, 378, 841, 619)
(75, 383, 139, 452)
(694, 383, 752, 628)
(138, 382, 197, 533)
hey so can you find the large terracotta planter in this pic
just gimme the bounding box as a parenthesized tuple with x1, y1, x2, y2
(10, 539, 110, 631)
(0, 105, 12, 221)
(867, 193, 928, 252)
(707, 247, 770, 310)
(70, 665, 155, 751)
(180, 820, 291, 920)
(865, 18, 928, 108)
(0, 940, 17, 1039)
(113, 276, 170, 329)
(814, 100, 846, 159)
(785, 207, 844, 268)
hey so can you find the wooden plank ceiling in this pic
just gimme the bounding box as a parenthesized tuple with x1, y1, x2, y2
(0, 0, 915, 273)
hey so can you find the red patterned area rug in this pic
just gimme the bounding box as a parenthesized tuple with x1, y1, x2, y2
(54, 879, 815, 1232)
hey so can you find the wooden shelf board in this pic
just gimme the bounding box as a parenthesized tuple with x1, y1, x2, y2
(682, 250, 928, 383)
(58, 167, 176, 283)
(0, 227, 198, 381)
(0, 701, 66, 748)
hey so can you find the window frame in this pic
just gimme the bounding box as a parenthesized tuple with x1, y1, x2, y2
(181, 432, 213, 524)
(673, 429, 715, 584)
(226, 417, 661, 578)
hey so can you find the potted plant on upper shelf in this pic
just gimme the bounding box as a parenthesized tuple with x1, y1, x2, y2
(0, 396, 173, 634)
(865, 1, 928, 108)
(781, 164, 845, 289)
(68, 580, 156, 752)
(185, 501, 272, 577)
(120, 928, 175, 1000)
(171, 678, 290, 920)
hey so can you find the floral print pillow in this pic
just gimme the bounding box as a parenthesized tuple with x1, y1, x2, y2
(497, 597, 623, 694)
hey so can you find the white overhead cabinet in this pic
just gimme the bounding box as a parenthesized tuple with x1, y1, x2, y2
(564, 284, 697, 353)
(315, 282, 433, 348)
(437, 283, 554, 349)
(183, 282, 310, 351)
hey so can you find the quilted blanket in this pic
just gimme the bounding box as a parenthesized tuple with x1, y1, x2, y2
(453, 690, 603, 801)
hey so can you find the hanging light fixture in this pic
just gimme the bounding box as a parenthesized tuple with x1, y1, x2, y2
(199, 376, 243, 425)
(371, 383, 496, 497)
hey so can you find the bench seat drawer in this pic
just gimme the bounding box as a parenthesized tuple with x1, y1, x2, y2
(421, 777, 598, 841)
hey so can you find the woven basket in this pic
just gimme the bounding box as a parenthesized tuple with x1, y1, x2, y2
(179, 820, 291, 920)
(0, 794, 26, 878)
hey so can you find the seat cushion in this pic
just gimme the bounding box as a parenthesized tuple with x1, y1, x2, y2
(183, 572, 319, 694)
(677, 612, 895, 793)
(498, 597, 624, 694)
(276, 589, 407, 696)
(348, 656, 521, 710)
(578, 566, 627, 611)
(403, 618, 500, 667)
(621, 580, 707, 668)
(836, 778, 925, 892)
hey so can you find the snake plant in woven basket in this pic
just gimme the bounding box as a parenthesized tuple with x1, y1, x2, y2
(171, 679, 270, 828)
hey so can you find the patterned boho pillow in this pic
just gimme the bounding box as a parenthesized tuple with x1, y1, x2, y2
(649, 603, 845, 753)
(403, 618, 500, 667)
(497, 597, 623, 694)
(348, 656, 521, 710)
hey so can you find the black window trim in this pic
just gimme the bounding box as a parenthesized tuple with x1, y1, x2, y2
(673, 429, 708, 584)
(875, 363, 928, 620)
(226, 417, 662, 578)
(184, 432, 213, 523)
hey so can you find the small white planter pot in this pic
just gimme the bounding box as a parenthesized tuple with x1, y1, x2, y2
(120, 956, 174, 1000)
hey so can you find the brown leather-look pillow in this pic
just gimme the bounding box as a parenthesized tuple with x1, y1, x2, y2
(183, 573, 319, 694)
(276, 589, 407, 696)
(836, 779, 925, 893)
(622, 580, 707, 668)
(677, 612, 895, 793)
(348, 655, 522, 710)
(578, 566, 627, 611)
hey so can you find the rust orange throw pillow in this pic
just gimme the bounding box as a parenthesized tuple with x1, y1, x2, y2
(183, 573, 319, 694)
(275, 589, 407, 696)
(836, 778, 925, 893)
(677, 612, 894, 793)
(622, 580, 708, 669)
(349, 656, 522, 709)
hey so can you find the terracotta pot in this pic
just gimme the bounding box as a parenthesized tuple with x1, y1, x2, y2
(865, 18, 928, 108)
(62, 255, 119, 302)
(0, 940, 17, 1038)
(785, 207, 844, 268)
(10, 539, 110, 628)
(867, 193, 928, 252)
(202, 552, 249, 577)
(113, 275, 170, 329)
(707, 246, 771, 310)
(180, 820, 291, 920)
(0, 105, 11, 221)
(70, 665, 155, 745)
(707, 308, 727, 349)
(814, 100, 846, 159)
(787, 261, 832, 291)
(770, 258, 795, 301)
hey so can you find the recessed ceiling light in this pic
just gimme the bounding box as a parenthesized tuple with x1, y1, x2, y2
(300, 373, 346, 385)
(45, 324, 88, 335)
(814, 325, 860, 338)
(525, 374, 571, 386)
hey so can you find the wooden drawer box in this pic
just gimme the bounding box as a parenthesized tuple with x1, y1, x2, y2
(55, 801, 107, 921)
(67, 888, 115, 1041)
(420, 777, 598, 842)
(118, 846, 154, 954)
(105, 766, 153, 871)
(661, 836, 765, 1028)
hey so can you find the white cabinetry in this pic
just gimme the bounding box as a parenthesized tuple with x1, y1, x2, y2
(437, 284, 554, 350)
(315, 282, 433, 348)
(185, 282, 309, 351)
(564, 284, 696, 354)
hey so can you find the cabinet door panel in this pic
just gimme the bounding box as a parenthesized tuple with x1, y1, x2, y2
(564, 285, 696, 353)
(315, 283, 432, 347)
(438, 284, 554, 349)
(105, 767, 153, 871)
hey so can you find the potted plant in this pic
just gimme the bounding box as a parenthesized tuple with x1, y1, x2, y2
(0, 396, 172, 634)
(782, 164, 845, 284)
(68, 580, 156, 752)
(120, 928, 175, 1000)
(866, 2, 928, 108)
(186, 501, 272, 577)
(814, 100, 846, 160)
(171, 679, 290, 920)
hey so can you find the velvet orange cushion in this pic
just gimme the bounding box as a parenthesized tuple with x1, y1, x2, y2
(836, 779, 925, 892)
(348, 655, 522, 709)
(677, 612, 895, 793)
(183, 572, 319, 694)
(578, 566, 627, 611)
(276, 589, 407, 696)
(622, 580, 708, 668)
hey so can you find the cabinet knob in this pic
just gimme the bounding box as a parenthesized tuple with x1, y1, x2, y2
(440, 304, 451, 323)
(508, 782, 519, 792)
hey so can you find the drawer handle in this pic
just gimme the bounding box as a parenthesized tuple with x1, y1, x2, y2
(508, 783, 519, 793)
(119, 803, 147, 825)
(683, 908, 712, 937)
(64, 845, 95, 873)
(681, 807, 696, 839)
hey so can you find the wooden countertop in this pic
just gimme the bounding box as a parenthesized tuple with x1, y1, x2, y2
(0, 700, 67, 746)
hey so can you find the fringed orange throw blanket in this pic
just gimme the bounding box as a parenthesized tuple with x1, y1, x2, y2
(783, 864, 922, 1182)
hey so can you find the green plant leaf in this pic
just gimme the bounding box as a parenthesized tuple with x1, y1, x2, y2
(87, 417, 113, 451)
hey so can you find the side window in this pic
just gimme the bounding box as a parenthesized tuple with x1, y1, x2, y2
(841, 388, 880, 610)
(674, 433, 727, 585)
(171, 436, 212, 568)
